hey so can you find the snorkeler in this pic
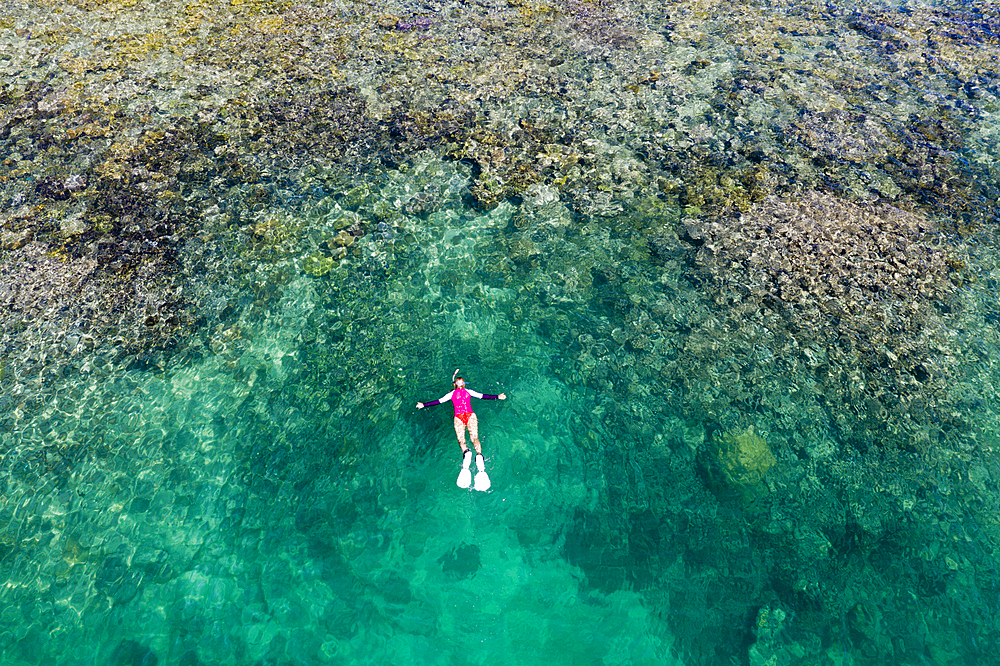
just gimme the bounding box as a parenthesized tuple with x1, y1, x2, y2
(416, 370, 506, 491)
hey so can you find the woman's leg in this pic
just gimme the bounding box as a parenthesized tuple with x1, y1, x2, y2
(468, 413, 482, 455)
(454, 416, 469, 453)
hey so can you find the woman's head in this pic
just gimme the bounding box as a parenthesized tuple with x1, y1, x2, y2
(453, 376, 465, 389)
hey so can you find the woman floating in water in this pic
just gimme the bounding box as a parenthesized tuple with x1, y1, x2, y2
(417, 370, 506, 491)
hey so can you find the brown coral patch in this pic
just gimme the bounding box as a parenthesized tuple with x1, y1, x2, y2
(686, 191, 967, 452)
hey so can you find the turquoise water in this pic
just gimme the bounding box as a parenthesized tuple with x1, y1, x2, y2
(1, 186, 678, 665)
(3, 0, 1000, 663)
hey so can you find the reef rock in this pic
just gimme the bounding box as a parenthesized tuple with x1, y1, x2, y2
(713, 426, 776, 488)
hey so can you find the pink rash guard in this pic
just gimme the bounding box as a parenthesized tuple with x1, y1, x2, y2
(451, 388, 473, 415)
(422, 387, 501, 415)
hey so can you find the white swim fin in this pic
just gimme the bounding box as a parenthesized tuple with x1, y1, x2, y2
(474, 454, 491, 492)
(457, 450, 473, 489)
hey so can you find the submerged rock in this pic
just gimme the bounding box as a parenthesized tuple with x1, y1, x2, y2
(713, 426, 775, 489)
(437, 543, 481, 580)
(110, 640, 158, 666)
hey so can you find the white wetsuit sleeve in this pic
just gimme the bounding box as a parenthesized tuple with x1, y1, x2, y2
(422, 391, 455, 407)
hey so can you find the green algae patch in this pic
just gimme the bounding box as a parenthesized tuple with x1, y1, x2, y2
(301, 252, 335, 277)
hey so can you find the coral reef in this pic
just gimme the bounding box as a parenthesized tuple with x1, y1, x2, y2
(3, 0, 1000, 664)
(0, 241, 192, 375)
(685, 191, 966, 453)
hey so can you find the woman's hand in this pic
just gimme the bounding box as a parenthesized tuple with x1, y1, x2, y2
(499, 393, 507, 400)
(416, 402, 424, 409)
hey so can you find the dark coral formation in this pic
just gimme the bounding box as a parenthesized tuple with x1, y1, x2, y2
(686, 192, 964, 450)
(0, 242, 188, 365)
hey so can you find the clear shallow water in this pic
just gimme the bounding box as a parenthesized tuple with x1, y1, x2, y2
(3, 0, 1000, 664)
(0, 196, 678, 665)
